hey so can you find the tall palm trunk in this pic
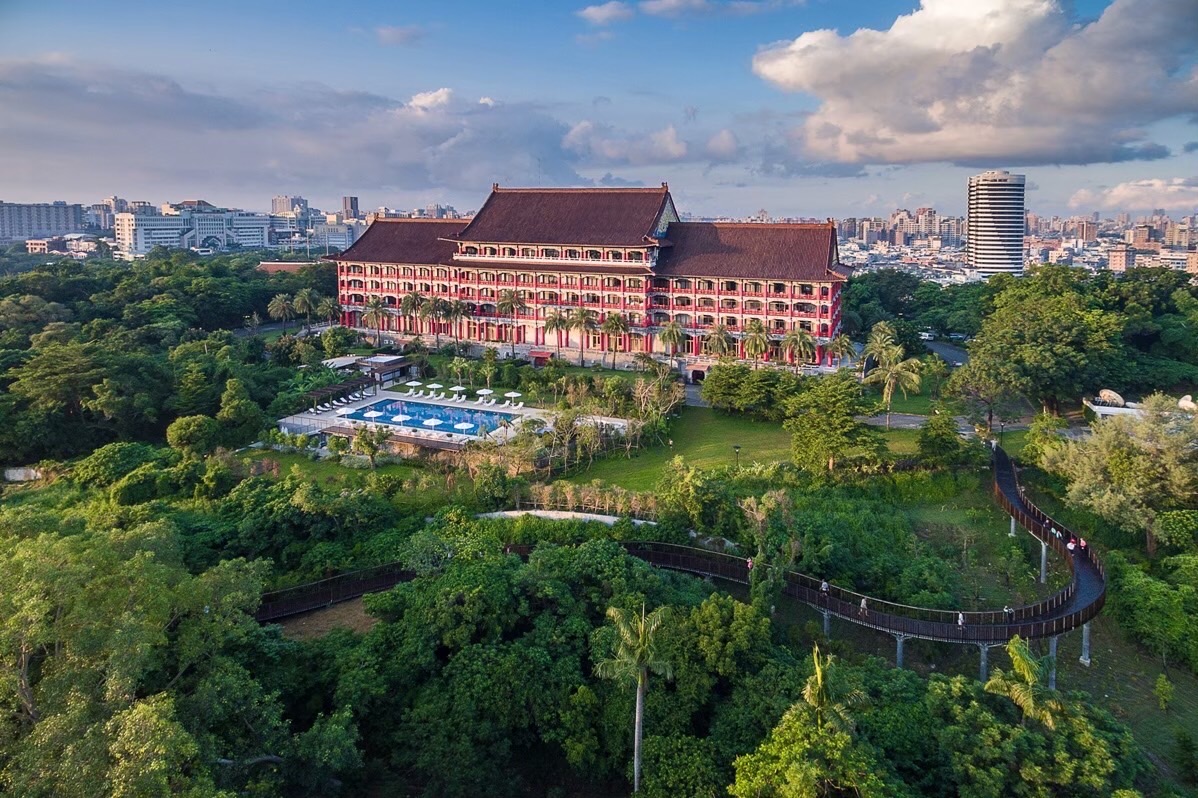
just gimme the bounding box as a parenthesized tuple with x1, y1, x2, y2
(579, 333, 586, 367)
(634, 672, 646, 792)
(510, 313, 518, 359)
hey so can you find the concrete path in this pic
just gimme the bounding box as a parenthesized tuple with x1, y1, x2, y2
(684, 384, 710, 407)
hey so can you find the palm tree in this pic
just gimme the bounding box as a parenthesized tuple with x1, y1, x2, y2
(292, 288, 318, 333)
(704, 323, 733, 357)
(419, 298, 449, 349)
(863, 345, 922, 429)
(400, 290, 426, 335)
(544, 309, 568, 360)
(567, 307, 597, 367)
(445, 299, 469, 354)
(984, 636, 1064, 729)
(741, 318, 770, 369)
(601, 312, 630, 369)
(861, 323, 897, 378)
(781, 327, 816, 373)
(496, 289, 528, 359)
(316, 296, 341, 327)
(825, 332, 855, 368)
(266, 293, 294, 334)
(595, 605, 674, 793)
(633, 351, 659, 373)
(802, 643, 865, 733)
(657, 320, 685, 364)
(360, 296, 390, 347)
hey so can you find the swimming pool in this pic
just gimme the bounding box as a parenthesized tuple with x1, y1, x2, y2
(342, 399, 519, 436)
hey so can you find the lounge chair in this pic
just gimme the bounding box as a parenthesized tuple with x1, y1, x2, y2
(514, 402, 524, 409)
(438, 392, 447, 400)
(474, 397, 484, 405)
(501, 400, 510, 407)
(488, 398, 497, 406)
(402, 389, 413, 396)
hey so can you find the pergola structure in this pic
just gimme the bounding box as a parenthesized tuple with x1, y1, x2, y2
(302, 375, 375, 412)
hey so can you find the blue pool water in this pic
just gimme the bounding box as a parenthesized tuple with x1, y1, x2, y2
(343, 399, 518, 436)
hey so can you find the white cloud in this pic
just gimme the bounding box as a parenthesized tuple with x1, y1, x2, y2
(640, 0, 711, 15)
(564, 121, 690, 164)
(577, 1, 634, 25)
(478, 96, 496, 106)
(409, 88, 453, 111)
(705, 129, 740, 160)
(575, 30, 615, 46)
(375, 25, 424, 45)
(1069, 178, 1198, 212)
(752, 0, 1197, 166)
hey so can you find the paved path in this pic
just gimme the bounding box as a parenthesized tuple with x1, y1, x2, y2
(684, 384, 709, 407)
(925, 340, 969, 366)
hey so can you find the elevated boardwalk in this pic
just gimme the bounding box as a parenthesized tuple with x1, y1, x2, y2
(257, 448, 1105, 651)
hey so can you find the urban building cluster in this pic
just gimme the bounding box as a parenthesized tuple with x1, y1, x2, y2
(331, 184, 849, 374)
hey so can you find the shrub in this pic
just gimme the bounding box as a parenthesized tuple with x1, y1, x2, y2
(74, 442, 165, 487)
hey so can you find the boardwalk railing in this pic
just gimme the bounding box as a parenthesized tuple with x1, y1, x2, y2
(258, 447, 1106, 644)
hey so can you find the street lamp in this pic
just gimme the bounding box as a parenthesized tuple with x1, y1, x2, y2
(733, 444, 741, 468)
(998, 421, 1005, 445)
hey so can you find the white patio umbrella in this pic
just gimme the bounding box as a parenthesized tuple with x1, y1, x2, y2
(426, 383, 444, 390)
(422, 418, 444, 427)
(449, 385, 466, 392)
(404, 380, 423, 387)
(476, 388, 494, 396)
(392, 414, 412, 423)
(335, 407, 354, 415)
(503, 391, 522, 398)
(453, 422, 476, 431)
(363, 410, 384, 418)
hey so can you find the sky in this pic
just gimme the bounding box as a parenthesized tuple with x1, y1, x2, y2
(0, 0, 1196, 219)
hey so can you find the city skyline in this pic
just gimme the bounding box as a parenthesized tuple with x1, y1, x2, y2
(1, 0, 1196, 217)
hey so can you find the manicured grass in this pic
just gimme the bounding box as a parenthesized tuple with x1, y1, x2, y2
(880, 428, 921, 455)
(864, 386, 937, 416)
(568, 406, 791, 490)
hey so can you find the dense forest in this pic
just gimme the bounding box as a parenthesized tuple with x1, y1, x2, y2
(1, 254, 1196, 796)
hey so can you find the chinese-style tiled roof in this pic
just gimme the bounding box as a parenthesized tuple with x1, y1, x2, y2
(451, 185, 672, 247)
(325, 219, 467, 264)
(655, 222, 849, 282)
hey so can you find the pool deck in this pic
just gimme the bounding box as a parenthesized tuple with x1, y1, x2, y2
(277, 385, 629, 450)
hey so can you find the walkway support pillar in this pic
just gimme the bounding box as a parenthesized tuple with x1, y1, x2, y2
(1040, 540, 1048, 584)
(894, 634, 910, 669)
(1009, 516, 1017, 538)
(1080, 622, 1092, 667)
(821, 609, 830, 638)
(1048, 636, 1058, 690)
(979, 644, 990, 682)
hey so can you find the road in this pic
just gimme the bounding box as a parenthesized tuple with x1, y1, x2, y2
(924, 340, 969, 366)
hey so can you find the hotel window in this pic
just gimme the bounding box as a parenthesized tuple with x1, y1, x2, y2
(498, 273, 513, 283)
(562, 276, 577, 286)
(772, 283, 786, 294)
(437, 268, 448, 278)
(501, 246, 516, 256)
(723, 281, 738, 291)
(608, 251, 623, 261)
(627, 251, 644, 262)
(481, 272, 495, 281)
(627, 279, 642, 289)
(820, 285, 830, 297)
(651, 278, 669, 290)
(724, 317, 738, 327)
(521, 248, 536, 258)
(566, 249, 580, 259)
(518, 273, 533, 283)
(464, 246, 478, 255)
(582, 276, 596, 287)
(673, 279, 691, 289)
(606, 294, 620, 304)
(800, 284, 814, 296)
(483, 247, 497, 256)
(419, 268, 430, 277)
(586, 249, 602, 260)
(543, 248, 560, 258)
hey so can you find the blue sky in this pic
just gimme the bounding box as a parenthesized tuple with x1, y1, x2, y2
(1, 0, 1196, 217)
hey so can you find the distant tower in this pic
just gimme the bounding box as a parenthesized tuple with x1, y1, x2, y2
(966, 170, 1026, 277)
(342, 196, 360, 219)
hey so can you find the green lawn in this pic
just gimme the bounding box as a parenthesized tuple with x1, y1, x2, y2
(567, 409, 931, 490)
(568, 406, 791, 489)
(863, 386, 937, 416)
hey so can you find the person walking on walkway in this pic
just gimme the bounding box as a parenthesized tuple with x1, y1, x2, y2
(859, 597, 868, 619)
(958, 612, 965, 633)
(820, 579, 829, 601)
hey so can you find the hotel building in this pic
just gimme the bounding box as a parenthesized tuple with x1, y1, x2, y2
(329, 185, 850, 374)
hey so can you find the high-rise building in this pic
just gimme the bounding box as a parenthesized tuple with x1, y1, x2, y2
(342, 196, 360, 219)
(966, 170, 1026, 277)
(1077, 220, 1097, 242)
(1107, 243, 1136, 272)
(272, 195, 308, 215)
(0, 201, 86, 242)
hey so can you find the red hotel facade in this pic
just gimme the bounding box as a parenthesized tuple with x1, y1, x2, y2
(330, 185, 849, 373)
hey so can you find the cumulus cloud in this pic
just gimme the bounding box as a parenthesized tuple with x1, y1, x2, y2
(409, 87, 453, 110)
(563, 121, 690, 164)
(705, 129, 740, 161)
(1069, 177, 1198, 211)
(577, 1, 634, 25)
(0, 58, 596, 199)
(752, 0, 1198, 166)
(375, 25, 424, 45)
(640, 0, 712, 15)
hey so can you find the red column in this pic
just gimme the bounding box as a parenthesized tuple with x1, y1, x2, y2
(816, 345, 824, 365)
